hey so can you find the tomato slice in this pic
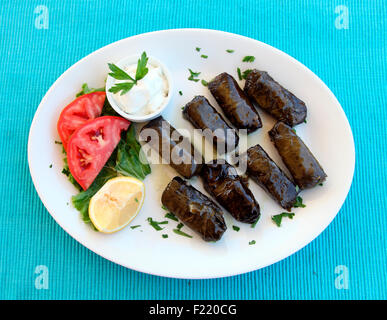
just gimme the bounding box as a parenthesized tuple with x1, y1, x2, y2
(57, 91, 106, 150)
(67, 116, 130, 190)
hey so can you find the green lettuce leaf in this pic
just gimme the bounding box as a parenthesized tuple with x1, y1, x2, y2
(114, 125, 151, 180)
(71, 167, 117, 223)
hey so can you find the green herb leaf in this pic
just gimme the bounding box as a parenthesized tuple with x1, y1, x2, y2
(147, 217, 168, 231)
(49, 164, 52, 168)
(72, 167, 117, 223)
(226, 49, 234, 53)
(54, 140, 62, 145)
(165, 212, 179, 221)
(173, 229, 193, 238)
(188, 69, 201, 82)
(176, 222, 184, 230)
(293, 196, 306, 208)
(271, 212, 295, 227)
(304, 119, 307, 124)
(242, 56, 255, 62)
(75, 83, 105, 97)
(162, 234, 168, 238)
(251, 217, 260, 228)
(135, 51, 149, 81)
(195, 47, 201, 52)
(201, 54, 208, 59)
(295, 185, 300, 193)
(114, 126, 151, 180)
(237, 67, 242, 81)
(249, 240, 256, 245)
(242, 69, 253, 79)
(319, 183, 324, 186)
(201, 79, 208, 86)
(179, 90, 183, 96)
(108, 82, 135, 95)
(161, 205, 168, 211)
(108, 63, 135, 81)
(232, 225, 240, 232)
(130, 225, 141, 229)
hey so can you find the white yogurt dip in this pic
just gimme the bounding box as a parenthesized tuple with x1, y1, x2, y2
(112, 63, 169, 116)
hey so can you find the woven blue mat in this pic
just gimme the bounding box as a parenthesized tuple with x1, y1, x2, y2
(0, 0, 385, 299)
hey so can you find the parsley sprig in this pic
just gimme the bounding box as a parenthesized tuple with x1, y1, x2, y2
(272, 212, 295, 227)
(188, 69, 201, 82)
(108, 52, 149, 95)
(293, 196, 306, 208)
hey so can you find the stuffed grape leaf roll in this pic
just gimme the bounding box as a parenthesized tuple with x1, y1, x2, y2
(269, 122, 327, 189)
(140, 116, 203, 179)
(244, 144, 298, 211)
(208, 72, 262, 134)
(182, 95, 239, 154)
(244, 69, 307, 127)
(201, 161, 260, 224)
(161, 176, 227, 242)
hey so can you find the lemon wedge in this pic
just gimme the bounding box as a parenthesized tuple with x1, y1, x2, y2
(89, 176, 145, 233)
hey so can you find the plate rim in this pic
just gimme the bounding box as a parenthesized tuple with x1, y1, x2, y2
(27, 28, 356, 279)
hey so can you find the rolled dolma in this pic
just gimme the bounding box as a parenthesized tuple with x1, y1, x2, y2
(182, 95, 239, 153)
(269, 122, 327, 189)
(208, 72, 262, 134)
(140, 116, 203, 179)
(161, 176, 227, 242)
(201, 161, 260, 224)
(245, 144, 298, 211)
(244, 69, 307, 127)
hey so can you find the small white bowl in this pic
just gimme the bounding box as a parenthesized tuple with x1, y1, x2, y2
(105, 54, 173, 122)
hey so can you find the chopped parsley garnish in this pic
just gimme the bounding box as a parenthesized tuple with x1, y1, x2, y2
(292, 128, 297, 133)
(249, 240, 256, 245)
(130, 225, 141, 229)
(162, 234, 168, 239)
(232, 225, 240, 232)
(181, 106, 185, 110)
(165, 212, 178, 222)
(147, 217, 168, 231)
(161, 205, 168, 211)
(54, 140, 62, 145)
(196, 47, 201, 52)
(188, 69, 201, 82)
(75, 83, 105, 97)
(179, 90, 183, 96)
(293, 196, 306, 208)
(242, 69, 253, 79)
(134, 198, 138, 203)
(108, 51, 149, 95)
(272, 212, 295, 227)
(226, 49, 235, 53)
(201, 79, 208, 86)
(201, 54, 208, 59)
(319, 183, 324, 186)
(173, 229, 193, 238)
(295, 185, 300, 193)
(251, 217, 260, 228)
(176, 222, 184, 230)
(49, 164, 52, 168)
(304, 119, 307, 123)
(237, 67, 242, 81)
(242, 56, 255, 62)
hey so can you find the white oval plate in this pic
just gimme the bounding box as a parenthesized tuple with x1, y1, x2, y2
(28, 29, 355, 279)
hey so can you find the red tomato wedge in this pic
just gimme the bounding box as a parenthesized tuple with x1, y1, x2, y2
(57, 91, 106, 150)
(67, 116, 130, 190)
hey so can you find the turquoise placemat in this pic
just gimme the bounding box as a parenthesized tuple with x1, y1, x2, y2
(0, 0, 385, 299)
